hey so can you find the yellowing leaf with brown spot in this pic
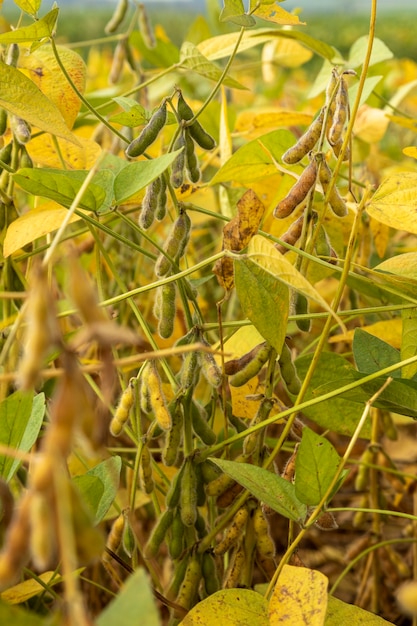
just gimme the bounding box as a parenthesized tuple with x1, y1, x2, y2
(269, 565, 328, 625)
(213, 189, 265, 292)
(366, 173, 417, 234)
(4, 201, 83, 257)
(0, 60, 79, 145)
(26, 132, 101, 169)
(250, 1, 306, 25)
(19, 44, 86, 129)
(180, 588, 269, 626)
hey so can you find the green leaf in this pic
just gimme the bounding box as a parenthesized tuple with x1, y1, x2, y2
(210, 129, 296, 185)
(246, 236, 343, 327)
(295, 352, 371, 438)
(210, 458, 307, 523)
(129, 31, 180, 69)
(181, 589, 269, 626)
(0, 599, 51, 626)
(11, 0, 41, 15)
(348, 36, 393, 68)
(4, 393, 45, 483)
(353, 329, 401, 378)
(402, 308, 417, 379)
(179, 42, 246, 89)
(219, 0, 256, 27)
(234, 256, 289, 354)
(295, 427, 341, 506)
(96, 568, 159, 626)
(0, 8, 57, 43)
(325, 595, 395, 625)
(0, 390, 45, 482)
(0, 60, 79, 145)
(304, 352, 417, 420)
(114, 150, 182, 204)
(72, 456, 122, 525)
(13, 168, 107, 213)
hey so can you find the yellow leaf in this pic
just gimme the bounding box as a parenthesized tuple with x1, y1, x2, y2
(198, 30, 280, 62)
(269, 564, 328, 625)
(235, 110, 312, 134)
(180, 588, 269, 626)
(19, 43, 86, 129)
(262, 38, 312, 82)
(1, 569, 83, 604)
(366, 173, 417, 234)
(328, 319, 402, 349)
(353, 104, 389, 143)
(403, 146, 417, 159)
(369, 216, 389, 258)
(4, 201, 82, 257)
(26, 132, 101, 169)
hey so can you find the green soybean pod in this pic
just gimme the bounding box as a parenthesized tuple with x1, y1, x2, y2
(157, 282, 177, 339)
(168, 510, 185, 560)
(184, 130, 201, 183)
(294, 292, 311, 333)
(139, 177, 161, 230)
(177, 92, 216, 151)
(6, 43, 19, 68)
(228, 342, 272, 387)
(139, 444, 154, 495)
(328, 76, 348, 147)
(314, 224, 332, 259)
(155, 210, 191, 277)
(282, 108, 325, 165)
(0, 109, 7, 137)
(10, 116, 31, 145)
(105, 0, 128, 34)
(0, 142, 13, 169)
(170, 131, 186, 188)
(19, 146, 33, 169)
(166, 463, 185, 509)
(318, 157, 347, 217)
(144, 508, 174, 558)
(202, 552, 220, 596)
(198, 339, 222, 387)
(125, 101, 167, 158)
(180, 457, 197, 527)
(179, 350, 200, 391)
(175, 554, 201, 615)
(191, 400, 216, 445)
(138, 3, 156, 49)
(278, 341, 302, 395)
(162, 398, 183, 466)
(155, 175, 167, 221)
(273, 159, 317, 219)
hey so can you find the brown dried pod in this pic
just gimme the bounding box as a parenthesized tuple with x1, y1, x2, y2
(318, 156, 347, 217)
(282, 108, 325, 165)
(274, 213, 305, 254)
(274, 159, 317, 219)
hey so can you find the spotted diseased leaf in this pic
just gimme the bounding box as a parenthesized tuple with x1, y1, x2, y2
(0, 60, 79, 145)
(269, 565, 328, 626)
(213, 189, 265, 292)
(250, 1, 306, 26)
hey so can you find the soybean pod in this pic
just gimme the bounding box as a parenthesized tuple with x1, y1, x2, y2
(125, 101, 167, 158)
(282, 108, 325, 165)
(177, 92, 216, 150)
(105, 0, 128, 33)
(273, 158, 317, 219)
